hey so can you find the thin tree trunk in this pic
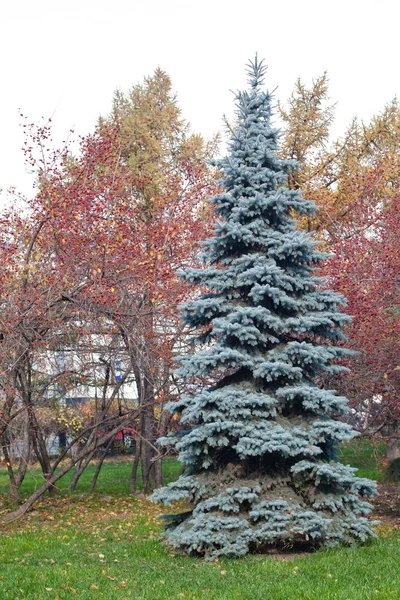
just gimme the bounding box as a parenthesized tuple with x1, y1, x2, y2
(15, 418, 31, 489)
(29, 411, 56, 497)
(140, 375, 156, 493)
(154, 459, 163, 488)
(1, 418, 31, 501)
(15, 448, 30, 491)
(68, 450, 95, 491)
(140, 416, 155, 493)
(89, 437, 114, 493)
(153, 407, 170, 488)
(120, 319, 156, 493)
(2, 441, 21, 502)
(2, 421, 131, 523)
(68, 459, 84, 491)
(130, 437, 142, 494)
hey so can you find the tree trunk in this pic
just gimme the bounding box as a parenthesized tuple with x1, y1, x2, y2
(130, 437, 141, 494)
(69, 459, 84, 491)
(68, 450, 95, 491)
(1, 418, 31, 502)
(153, 408, 170, 489)
(2, 441, 21, 502)
(89, 437, 114, 493)
(386, 421, 400, 460)
(14, 450, 30, 493)
(15, 417, 31, 489)
(121, 308, 157, 493)
(29, 412, 56, 497)
(135, 364, 156, 493)
(386, 438, 400, 461)
(140, 378, 156, 493)
(2, 421, 132, 523)
(154, 458, 163, 488)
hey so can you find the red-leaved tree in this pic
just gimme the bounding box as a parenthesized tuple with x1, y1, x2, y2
(324, 164, 400, 458)
(0, 87, 217, 519)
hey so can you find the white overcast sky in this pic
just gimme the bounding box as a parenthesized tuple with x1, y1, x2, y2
(1, 0, 399, 200)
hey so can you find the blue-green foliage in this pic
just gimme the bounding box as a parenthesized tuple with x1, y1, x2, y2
(152, 58, 377, 559)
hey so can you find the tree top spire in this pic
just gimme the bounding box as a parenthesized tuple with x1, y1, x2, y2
(246, 54, 267, 89)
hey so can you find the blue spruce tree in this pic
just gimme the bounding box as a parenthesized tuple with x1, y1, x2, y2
(152, 58, 377, 559)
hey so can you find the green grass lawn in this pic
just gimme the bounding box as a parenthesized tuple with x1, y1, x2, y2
(0, 457, 181, 500)
(339, 437, 386, 482)
(0, 437, 385, 501)
(0, 443, 399, 600)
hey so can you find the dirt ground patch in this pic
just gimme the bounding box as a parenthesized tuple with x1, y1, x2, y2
(372, 484, 400, 527)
